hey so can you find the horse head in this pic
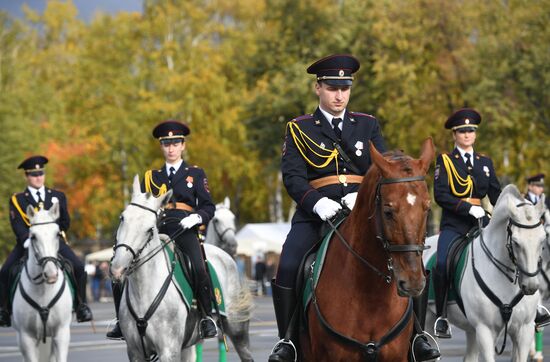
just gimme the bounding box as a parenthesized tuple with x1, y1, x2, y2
(110, 175, 173, 281)
(25, 203, 62, 284)
(207, 197, 237, 257)
(355, 138, 434, 297)
(490, 185, 546, 295)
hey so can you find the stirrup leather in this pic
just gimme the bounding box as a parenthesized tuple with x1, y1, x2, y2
(270, 339, 297, 362)
(434, 316, 452, 338)
(411, 332, 441, 362)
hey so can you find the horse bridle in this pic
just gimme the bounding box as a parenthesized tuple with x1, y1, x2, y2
(211, 206, 236, 244)
(26, 220, 64, 285)
(330, 174, 429, 283)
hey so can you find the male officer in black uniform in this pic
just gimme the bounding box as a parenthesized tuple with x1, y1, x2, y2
(432, 109, 501, 338)
(107, 120, 218, 340)
(525, 173, 545, 205)
(0, 156, 93, 326)
(269, 54, 439, 362)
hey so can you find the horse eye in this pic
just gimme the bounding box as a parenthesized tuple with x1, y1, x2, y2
(119, 215, 124, 222)
(383, 207, 394, 220)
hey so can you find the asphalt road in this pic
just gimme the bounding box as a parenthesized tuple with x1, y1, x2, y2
(0, 296, 548, 361)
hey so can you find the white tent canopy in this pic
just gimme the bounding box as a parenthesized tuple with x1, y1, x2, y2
(85, 248, 114, 263)
(235, 223, 290, 256)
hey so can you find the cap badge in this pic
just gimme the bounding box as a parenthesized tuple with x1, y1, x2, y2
(465, 119, 470, 124)
(338, 69, 344, 77)
(168, 131, 173, 136)
(35, 164, 40, 169)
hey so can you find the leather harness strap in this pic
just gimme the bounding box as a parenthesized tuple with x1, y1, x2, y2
(164, 202, 195, 212)
(309, 175, 363, 189)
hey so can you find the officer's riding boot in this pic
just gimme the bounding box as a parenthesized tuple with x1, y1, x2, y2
(411, 272, 440, 361)
(75, 274, 93, 323)
(535, 304, 550, 328)
(268, 280, 298, 362)
(106, 282, 124, 340)
(433, 269, 451, 338)
(0, 282, 11, 327)
(197, 277, 218, 339)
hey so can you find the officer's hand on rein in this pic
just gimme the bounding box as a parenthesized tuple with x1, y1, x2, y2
(180, 213, 203, 230)
(341, 192, 358, 211)
(468, 205, 485, 219)
(313, 197, 342, 221)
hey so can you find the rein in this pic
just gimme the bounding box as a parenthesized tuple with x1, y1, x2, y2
(472, 207, 544, 355)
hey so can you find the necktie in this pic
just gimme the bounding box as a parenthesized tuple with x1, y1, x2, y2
(168, 167, 175, 184)
(36, 191, 44, 208)
(332, 118, 342, 140)
(465, 153, 473, 173)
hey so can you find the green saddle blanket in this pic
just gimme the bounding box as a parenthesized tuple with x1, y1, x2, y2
(163, 244, 226, 316)
(302, 219, 345, 314)
(426, 243, 469, 303)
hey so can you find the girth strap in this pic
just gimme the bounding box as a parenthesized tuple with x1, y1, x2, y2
(126, 256, 176, 359)
(18, 277, 67, 343)
(312, 292, 413, 361)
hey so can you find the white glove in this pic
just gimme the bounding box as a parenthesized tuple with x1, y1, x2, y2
(313, 197, 342, 221)
(341, 192, 358, 210)
(180, 213, 203, 229)
(468, 205, 485, 219)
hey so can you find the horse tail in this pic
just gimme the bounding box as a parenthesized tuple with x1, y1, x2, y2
(227, 275, 254, 323)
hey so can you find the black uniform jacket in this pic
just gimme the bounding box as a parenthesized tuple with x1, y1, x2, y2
(434, 148, 501, 235)
(9, 187, 70, 245)
(141, 161, 215, 225)
(281, 107, 386, 222)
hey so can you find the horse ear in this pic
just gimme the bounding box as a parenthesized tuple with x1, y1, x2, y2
(26, 205, 36, 220)
(224, 196, 230, 209)
(132, 175, 141, 197)
(535, 194, 545, 214)
(369, 141, 390, 174)
(418, 138, 435, 174)
(49, 201, 60, 220)
(157, 189, 173, 209)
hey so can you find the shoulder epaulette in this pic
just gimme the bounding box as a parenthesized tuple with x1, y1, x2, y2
(290, 114, 314, 123)
(349, 111, 376, 119)
(477, 152, 488, 158)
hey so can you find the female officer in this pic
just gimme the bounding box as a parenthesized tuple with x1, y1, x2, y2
(107, 120, 217, 340)
(432, 108, 501, 338)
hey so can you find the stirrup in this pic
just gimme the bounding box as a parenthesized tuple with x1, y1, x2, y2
(411, 332, 441, 362)
(199, 316, 218, 339)
(434, 317, 452, 338)
(536, 305, 550, 328)
(270, 339, 297, 362)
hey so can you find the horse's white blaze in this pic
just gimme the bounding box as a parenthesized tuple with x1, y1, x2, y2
(406, 193, 416, 206)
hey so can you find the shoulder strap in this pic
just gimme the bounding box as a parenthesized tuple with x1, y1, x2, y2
(332, 142, 361, 175)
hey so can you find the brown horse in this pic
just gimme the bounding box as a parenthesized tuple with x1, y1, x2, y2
(302, 138, 435, 361)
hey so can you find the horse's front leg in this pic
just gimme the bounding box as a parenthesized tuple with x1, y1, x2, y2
(18, 332, 40, 362)
(180, 346, 196, 362)
(510, 322, 535, 362)
(50, 324, 70, 362)
(463, 329, 479, 362)
(474, 324, 497, 362)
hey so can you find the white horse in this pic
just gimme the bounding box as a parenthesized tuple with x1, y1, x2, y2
(537, 208, 550, 300)
(205, 197, 238, 258)
(424, 185, 547, 361)
(13, 204, 73, 362)
(110, 176, 253, 362)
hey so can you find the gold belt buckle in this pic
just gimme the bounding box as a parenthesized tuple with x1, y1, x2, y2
(338, 175, 347, 184)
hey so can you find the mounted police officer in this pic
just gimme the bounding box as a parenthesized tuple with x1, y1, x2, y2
(525, 173, 545, 205)
(0, 156, 93, 327)
(107, 120, 218, 340)
(269, 54, 439, 362)
(433, 109, 502, 338)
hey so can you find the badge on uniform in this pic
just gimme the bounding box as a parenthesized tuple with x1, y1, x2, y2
(435, 164, 440, 180)
(186, 176, 194, 188)
(483, 165, 490, 177)
(320, 142, 326, 149)
(354, 141, 363, 157)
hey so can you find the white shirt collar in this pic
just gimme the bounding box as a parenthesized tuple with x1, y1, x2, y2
(456, 146, 474, 165)
(27, 185, 46, 202)
(165, 160, 183, 175)
(527, 191, 539, 203)
(319, 105, 345, 129)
